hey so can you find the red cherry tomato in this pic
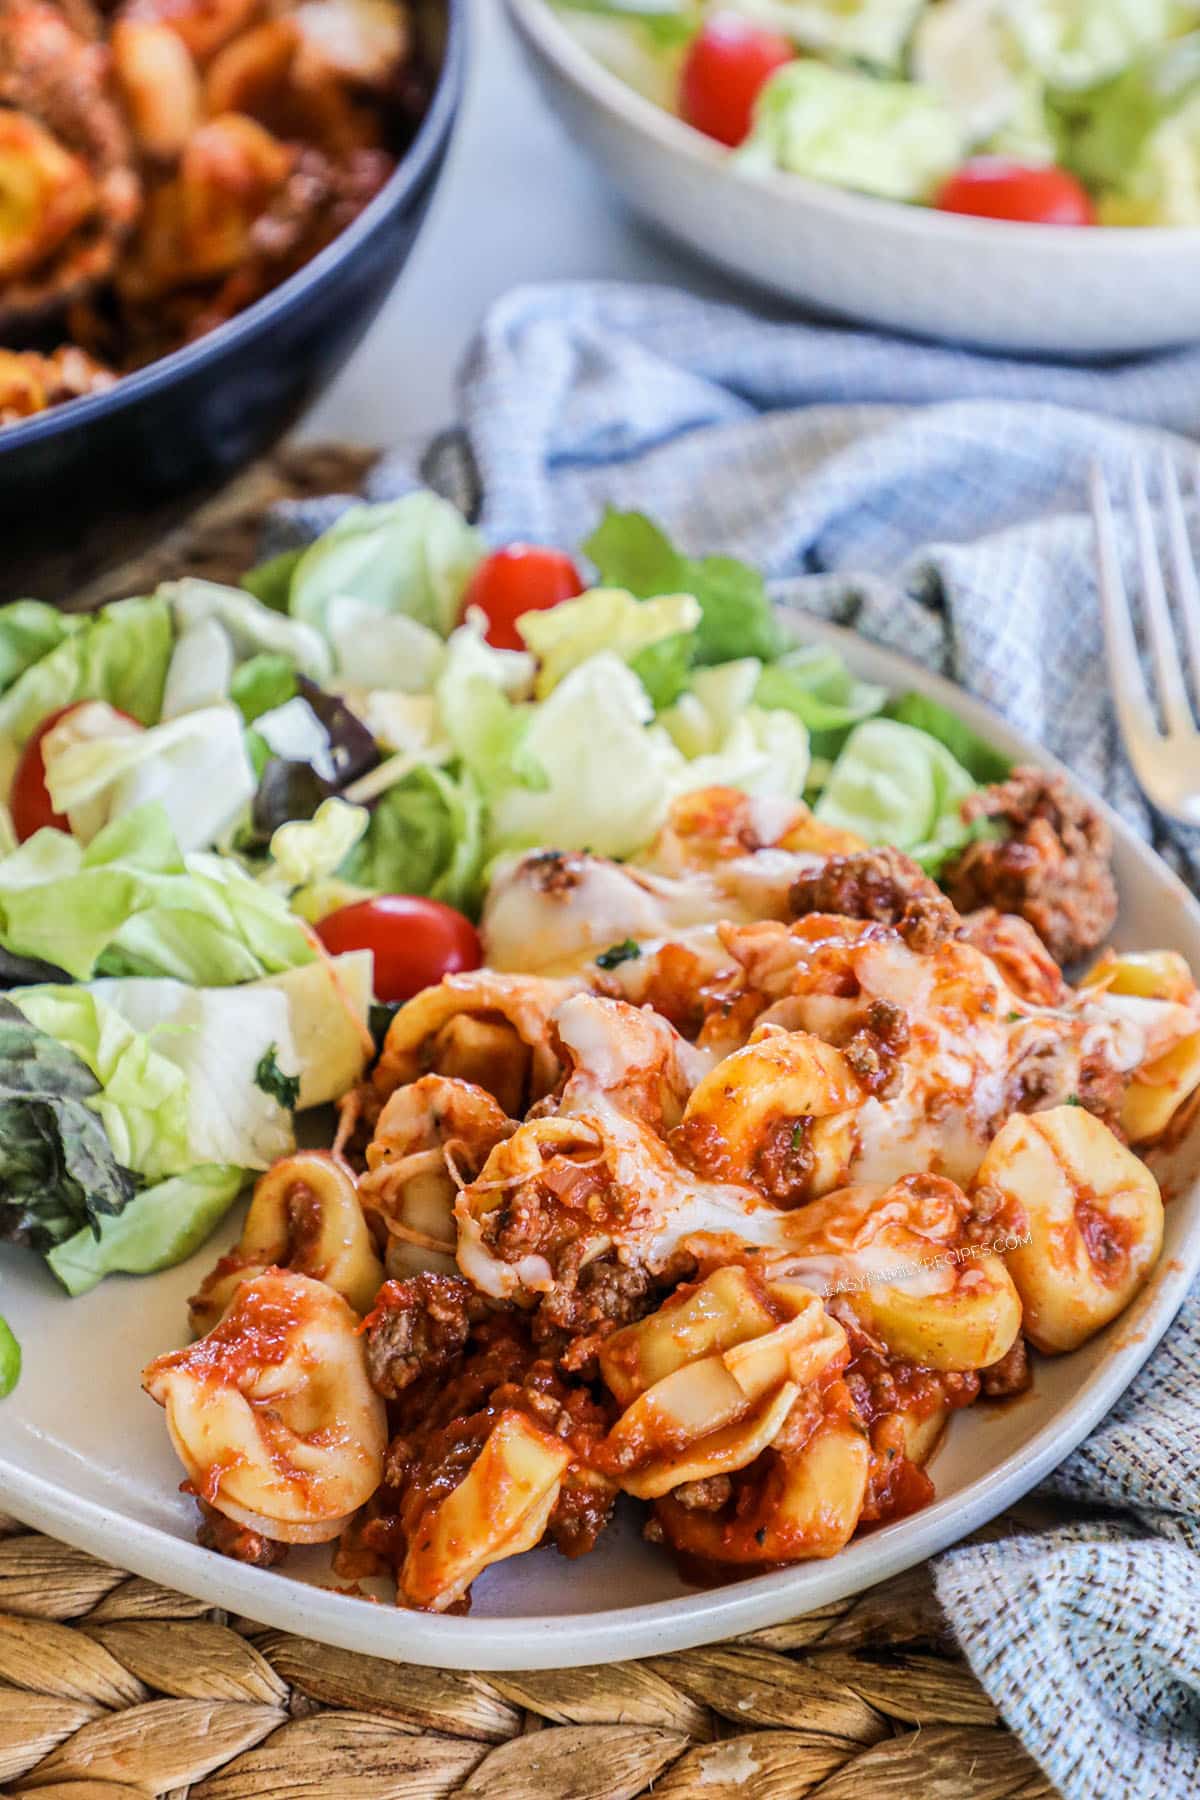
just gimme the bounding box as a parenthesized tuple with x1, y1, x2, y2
(680, 14, 794, 149)
(315, 895, 482, 1004)
(461, 545, 585, 652)
(10, 702, 141, 842)
(934, 160, 1095, 226)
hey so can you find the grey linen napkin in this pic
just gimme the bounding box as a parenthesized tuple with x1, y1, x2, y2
(274, 281, 1200, 1799)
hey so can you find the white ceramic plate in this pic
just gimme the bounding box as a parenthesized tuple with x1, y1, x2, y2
(507, 0, 1200, 359)
(2, 617, 1198, 1670)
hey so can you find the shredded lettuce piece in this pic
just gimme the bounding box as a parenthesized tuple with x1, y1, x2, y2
(42, 702, 256, 854)
(0, 803, 315, 983)
(160, 618, 235, 720)
(720, 0, 924, 72)
(0, 1315, 19, 1396)
(267, 797, 370, 888)
(435, 621, 540, 794)
(0, 595, 171, 745)
(341, 765, 486, 913)
(231, 653, 298, 725)
(518, 587, 701, 698)
(46, 1165, 247, 1297)
(1057, 32, 1200, 200)
(241, 546, 304, 612)
(913, 0, 1059, 157)
(814, 718, 978, 872)
(288, 492, 485, 639)
(12, 986, 192, 1183)
(162, 579, 332, 685)
(755, 644, 887, 756)
(553, 3, 695, 108)
(1012, 0, 1192, 92)
(582, 510, 784, 665)
(663, 661, 811, 797)
(883, 692, 1013, 784)
(326, 594, 447, 692)
(487, 653, 686, 859)
(0, 600, 82, 692)
(739, 61, 964, 201)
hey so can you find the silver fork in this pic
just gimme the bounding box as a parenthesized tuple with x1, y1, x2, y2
(1091, 455, 1200, 828)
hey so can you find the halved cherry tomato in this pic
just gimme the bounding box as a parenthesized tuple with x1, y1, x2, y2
(315, 894, 482, 1004)
(934, 160, 1095, 226)
(461, 545, 585, 652)
(10, 702, 140, 842)
(680, 14, 794, 149)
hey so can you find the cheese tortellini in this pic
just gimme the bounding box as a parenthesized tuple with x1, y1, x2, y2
(188, 1151, 382, 1335)
(976, 1105, 1164, 1354)
(146, 1269, 387, 1545)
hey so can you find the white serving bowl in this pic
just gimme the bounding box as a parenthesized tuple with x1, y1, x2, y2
(3, 614, 1199, 1670)
(507, 0, 1200, 359)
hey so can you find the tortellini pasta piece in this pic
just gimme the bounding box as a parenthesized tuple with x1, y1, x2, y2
(674, 1026, 862, 1186)
(145, 1269, 387, 1545)
(1121, 1033, 1200, 1146)
(188, 1150, 382, 1335)
(1081, 949, 1198, 1006)
(655, 1416, 871, 1568)
(359, 1075, 514, 1279)
(400, 1410, 572, 1613)
(372, 970, 583, 1113)
(781, 1176, 1023, 1374)
(976, 1105, 1163, 1355)
(599, 1267, 848, 1501)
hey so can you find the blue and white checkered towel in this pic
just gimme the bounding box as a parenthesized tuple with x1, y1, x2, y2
(278, 281, 1200, 1799)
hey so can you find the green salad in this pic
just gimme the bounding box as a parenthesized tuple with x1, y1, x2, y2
(553, 0, 1200, 226)
(0, 490, 1011, 1392)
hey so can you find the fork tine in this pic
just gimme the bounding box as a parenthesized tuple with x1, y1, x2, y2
(1090, 463, 1155, 754)
(1129, 458, 1196, 738)
(1161, 448, 1200, 695)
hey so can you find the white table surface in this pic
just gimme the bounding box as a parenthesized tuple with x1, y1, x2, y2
(300, 0, 744, 458)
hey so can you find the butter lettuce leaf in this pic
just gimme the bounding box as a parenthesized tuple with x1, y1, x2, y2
(0, 601, 82, 692)
(341, 765, 486, 913)
(739, 62, 964, 201)
(0, 595, 171, 744)
(815, 718, 978, 871)
(46, 1164, 247, 1297)
(0, 803, 315, 983)
(0, 997, 138, 1251)
(12, 986, 191, 1183)
(755, 645, 887, 756)
(288, 492, 485, 639)
(518, 587, 701, 698)
(582, 510, 784, 665)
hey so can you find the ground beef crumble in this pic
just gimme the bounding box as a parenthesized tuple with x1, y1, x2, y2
(197, 1500, 288, 1568)
(943, 767, 1118, 967)
(841, 998, 911, 1098)
(362, 1273, 480, 1401)
(979, 1336, 1032, 1400)
(790, 847, 961, 952)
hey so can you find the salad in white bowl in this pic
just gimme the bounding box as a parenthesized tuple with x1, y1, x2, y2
(552, 0, 1200, 227)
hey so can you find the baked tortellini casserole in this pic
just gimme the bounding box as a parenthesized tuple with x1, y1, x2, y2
(144, 781, 1198, 1609)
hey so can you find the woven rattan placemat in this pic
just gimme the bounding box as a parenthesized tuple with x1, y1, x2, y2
(0, 446, 1059, 1800)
